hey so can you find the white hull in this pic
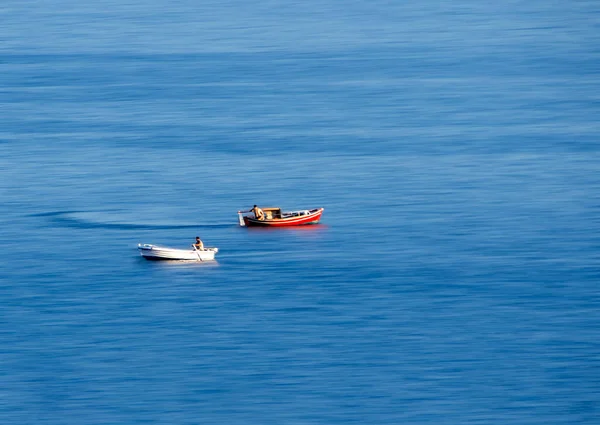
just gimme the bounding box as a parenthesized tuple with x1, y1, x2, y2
(138, 244, 218, 261)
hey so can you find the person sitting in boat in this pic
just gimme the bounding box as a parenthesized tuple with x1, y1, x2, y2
(193, 236, 204, 251)
(251, 205, 265, 221)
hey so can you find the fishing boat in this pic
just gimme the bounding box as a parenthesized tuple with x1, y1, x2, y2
(137, 244, 218, 261)
(238, 207, 324, 227)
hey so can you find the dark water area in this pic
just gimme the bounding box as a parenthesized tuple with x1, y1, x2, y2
(1, 1, 599, 424)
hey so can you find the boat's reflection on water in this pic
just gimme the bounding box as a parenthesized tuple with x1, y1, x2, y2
(243, 224, 328, 233)
(141, 259, 221, 268)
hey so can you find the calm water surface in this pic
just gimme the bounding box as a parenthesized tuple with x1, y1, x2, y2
(1, 1, 599, 424)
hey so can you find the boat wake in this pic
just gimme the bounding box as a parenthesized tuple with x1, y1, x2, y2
(32, 211, 234, 230)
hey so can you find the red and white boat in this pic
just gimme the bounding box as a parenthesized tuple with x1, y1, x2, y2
(238, 207, 324, 227)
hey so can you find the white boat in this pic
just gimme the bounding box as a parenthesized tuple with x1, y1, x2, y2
(138, 243, 218, 261)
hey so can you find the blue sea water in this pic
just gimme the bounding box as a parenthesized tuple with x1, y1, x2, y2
(1, 1, 600, 424)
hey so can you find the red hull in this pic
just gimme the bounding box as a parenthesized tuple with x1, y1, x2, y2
(243, 208, 324, 227)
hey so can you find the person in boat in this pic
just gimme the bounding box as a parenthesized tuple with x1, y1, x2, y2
(251, 205, 265, 221)
(193, 236, 204, 250)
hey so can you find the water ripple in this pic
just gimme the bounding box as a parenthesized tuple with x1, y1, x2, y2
(30, 211, 234, 230)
